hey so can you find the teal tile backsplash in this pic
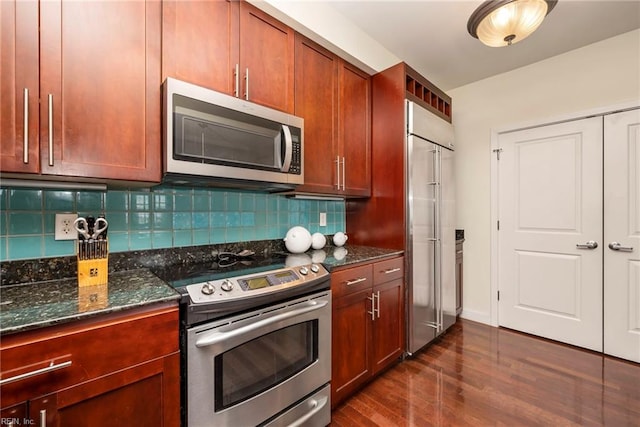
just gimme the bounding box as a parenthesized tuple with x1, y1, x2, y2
(0, 186, 345, 261)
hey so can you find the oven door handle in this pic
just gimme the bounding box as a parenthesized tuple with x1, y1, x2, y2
(195, 300, 328, 348)
(287, 395, 329, 427)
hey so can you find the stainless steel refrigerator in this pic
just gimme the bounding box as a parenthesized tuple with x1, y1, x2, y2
(406, 100, 457, 355)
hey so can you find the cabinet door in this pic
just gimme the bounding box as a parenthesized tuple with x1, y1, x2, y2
(0, 0, 39, 173)
(54, 354, 180, 427)
(372, 279, 404, 375)
(331, 289, 373, 408)
(28, 394, 57, 426)
(39, 0, 161, 182)
(162, 0, 238, 94)
(239, 2, 294, 113)
(294, 35, 339, 195)
(339, 62, 371, 197)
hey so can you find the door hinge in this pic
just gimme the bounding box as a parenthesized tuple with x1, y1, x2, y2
(493, 148, 503, 160)
(497, 220, 500, 230)
(497, 290, 500, 301)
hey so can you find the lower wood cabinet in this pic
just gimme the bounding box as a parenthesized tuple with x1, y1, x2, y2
(331, 256, 404, 407)
(0, 303, 180, 426)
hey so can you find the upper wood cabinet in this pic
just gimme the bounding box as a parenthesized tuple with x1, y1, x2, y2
(1, 0, 40, 173)
(163, 0, 295, 114)
(1, 0, 162, 183)
(294, 34, 371, 197)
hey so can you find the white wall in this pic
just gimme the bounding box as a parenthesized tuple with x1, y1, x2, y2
(449, 29, 640, 324)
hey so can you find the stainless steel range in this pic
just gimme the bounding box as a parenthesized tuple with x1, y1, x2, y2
(153, 252, 331, 427)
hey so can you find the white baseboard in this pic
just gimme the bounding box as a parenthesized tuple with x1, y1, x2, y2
(459, 309, 491, 325)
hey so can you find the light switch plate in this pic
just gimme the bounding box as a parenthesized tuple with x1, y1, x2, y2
(55, 213, 78, 240)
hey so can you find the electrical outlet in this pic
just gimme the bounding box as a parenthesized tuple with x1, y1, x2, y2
(319, 212, 327, 227)
(55, 213, 78, 240)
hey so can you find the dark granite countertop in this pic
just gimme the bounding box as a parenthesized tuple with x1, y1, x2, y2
(316, 245, 404, 271)
(0, 269, 180, 336)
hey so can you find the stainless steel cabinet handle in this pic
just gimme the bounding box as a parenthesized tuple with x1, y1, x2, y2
(40, 409, 47, 427)
(244, 68, 249, 100)
(576, 240, 598, 249)
(234, 64, 239, 97)
(383, 267, 401, 274)
(376, 290, 380, 319)
(23, 88, 29, 163)
(0, 360, 72, 386)
(346, 277, 367, 286)
(342, 156, 346, 190)
(367, 293, 375, 320)
(608, 242, 633, 252)
(48, 94, 54, 166)
(335, 156, 341, 190)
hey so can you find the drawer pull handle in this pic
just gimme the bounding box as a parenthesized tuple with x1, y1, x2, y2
(40, 409, 47, 427)
(383, 267, 401, 274)
(0, 360, 72, 386)
(346, 277, 367, 286)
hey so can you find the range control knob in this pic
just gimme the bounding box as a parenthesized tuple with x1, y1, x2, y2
(201, 282, 215, 295)
(299, 266, 309, 276)
(310, 264, 320, 273)
(220, 279, 234, 292)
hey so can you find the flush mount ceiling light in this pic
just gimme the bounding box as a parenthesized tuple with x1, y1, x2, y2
(467, 0, 558, 47)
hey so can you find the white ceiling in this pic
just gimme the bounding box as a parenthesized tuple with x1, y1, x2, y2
(325, 0, 640, 91)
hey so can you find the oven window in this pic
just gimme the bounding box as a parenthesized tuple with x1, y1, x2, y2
(214, 320, 318, 411)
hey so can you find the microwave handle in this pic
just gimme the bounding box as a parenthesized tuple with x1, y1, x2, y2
(281, 124, 293, 172)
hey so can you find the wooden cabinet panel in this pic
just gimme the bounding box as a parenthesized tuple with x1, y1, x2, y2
(0, 305, 180, 424)
(331, 256, 404, 407)
(373, 256, 404, 284)
(339, 62, 371, 197)
(372, 278, 404, 374)
(331, 289, 372, 407)
(39, 0, 161, 182)
(331, 263, 373, 298)
(294, 34, 339, 194)
(162, 0, 294, 114)
(293, 34, 371, 197)
(162, 0, 238, 93)
(239, 2, 294, 113)
(0, 0, 40, 173)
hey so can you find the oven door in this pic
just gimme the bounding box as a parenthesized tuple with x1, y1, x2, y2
(186, 291, 331, 427)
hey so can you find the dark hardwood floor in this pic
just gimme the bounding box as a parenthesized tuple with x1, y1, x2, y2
(330, 319, 640, 426)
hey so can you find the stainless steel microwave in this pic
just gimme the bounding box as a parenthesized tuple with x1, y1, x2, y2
(162, 78, 303, 190)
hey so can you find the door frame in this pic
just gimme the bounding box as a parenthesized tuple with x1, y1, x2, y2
(489, 100, 639, 327)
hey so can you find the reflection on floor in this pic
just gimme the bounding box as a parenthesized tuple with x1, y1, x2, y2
(330, 319, 640, 426)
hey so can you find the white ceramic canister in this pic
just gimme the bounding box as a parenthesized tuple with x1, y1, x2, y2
(283, 226, 312, 254)
(332, 231, 348, 247)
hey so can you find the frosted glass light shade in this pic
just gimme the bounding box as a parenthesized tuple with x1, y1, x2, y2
(468, 0, 557, 47)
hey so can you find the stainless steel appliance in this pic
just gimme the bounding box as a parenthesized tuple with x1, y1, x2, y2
(153, 252, 331, 426)
(406, 100, 457, 355)
(163, 78, 304, 190)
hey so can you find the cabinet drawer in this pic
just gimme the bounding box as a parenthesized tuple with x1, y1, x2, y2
(373, 257, 404, 284)
(331, 264, 373, 298)
(0, 305, 178, 408)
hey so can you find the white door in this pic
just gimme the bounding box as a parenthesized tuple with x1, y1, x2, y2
(498, 117, 603, 351)
(604, 109, 640, 363)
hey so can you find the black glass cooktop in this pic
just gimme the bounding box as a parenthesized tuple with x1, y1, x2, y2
(151, 252, 289, 289)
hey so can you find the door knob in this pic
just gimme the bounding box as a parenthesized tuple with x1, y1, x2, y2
(608, 242, 634, 252)
(576, 240, 598, 249)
